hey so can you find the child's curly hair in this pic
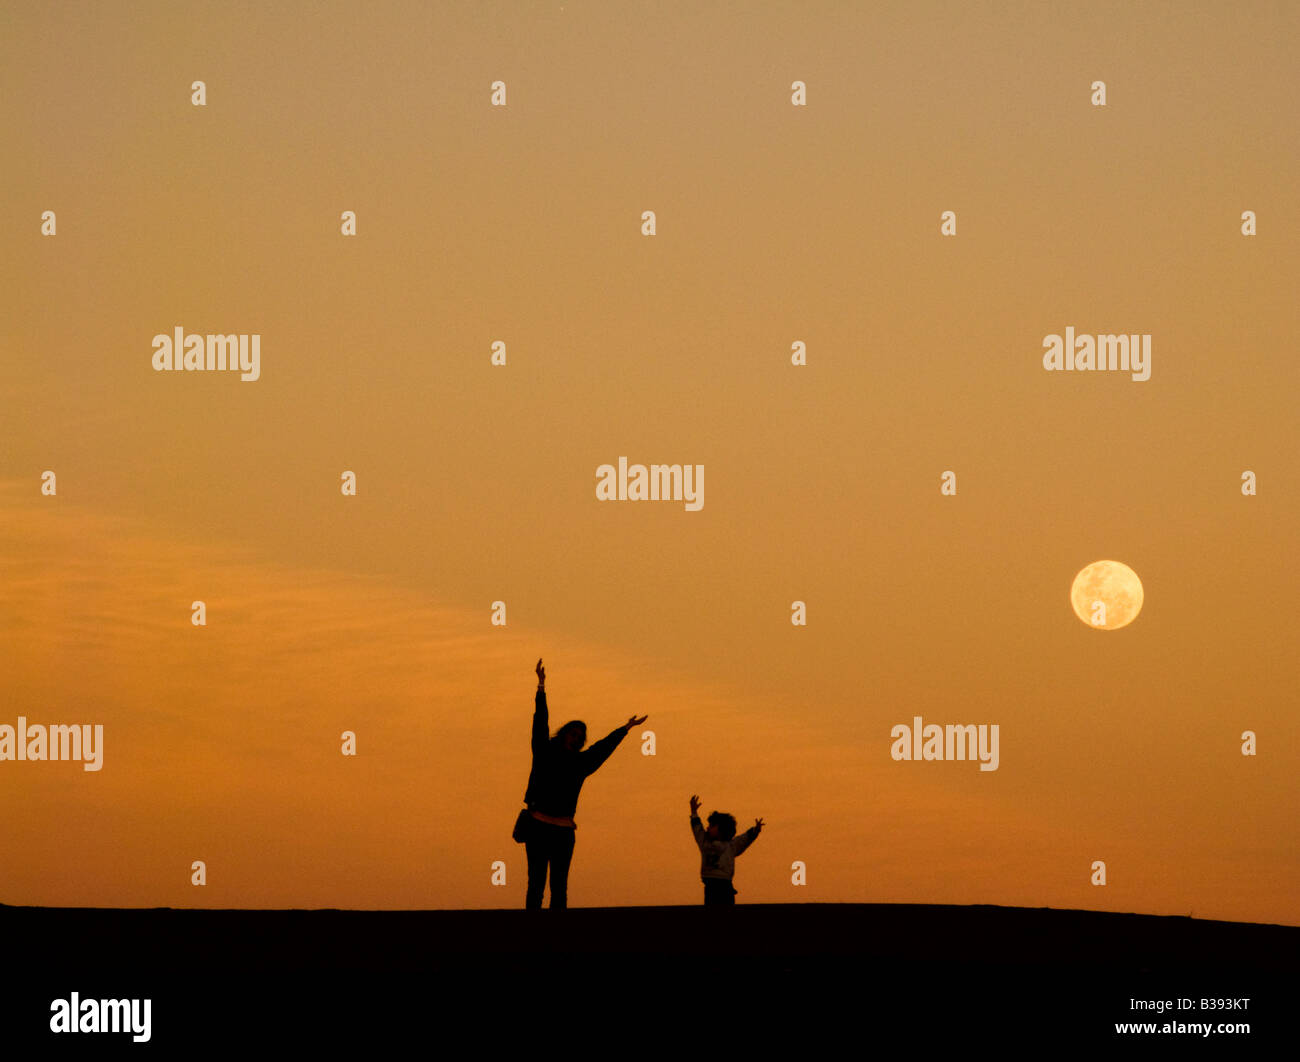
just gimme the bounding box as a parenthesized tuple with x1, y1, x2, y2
(707, 811, 737, 841)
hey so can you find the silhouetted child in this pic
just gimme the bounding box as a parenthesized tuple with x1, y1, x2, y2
(689, 794, 763, 905)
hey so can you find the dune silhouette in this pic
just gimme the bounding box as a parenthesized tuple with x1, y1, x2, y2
(5, 901, 1290, 972)
(3, 901, 1294, 1047)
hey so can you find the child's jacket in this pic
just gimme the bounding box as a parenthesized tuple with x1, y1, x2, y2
(690, 814, 759, 881)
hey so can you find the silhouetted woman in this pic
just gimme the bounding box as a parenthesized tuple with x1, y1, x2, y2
(521, 658, 646, 909)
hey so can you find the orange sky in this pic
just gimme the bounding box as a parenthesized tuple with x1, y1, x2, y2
(1, 1, 1297, 925)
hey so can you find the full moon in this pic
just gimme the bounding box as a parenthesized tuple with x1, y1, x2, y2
(1070, 560, 1143, 630)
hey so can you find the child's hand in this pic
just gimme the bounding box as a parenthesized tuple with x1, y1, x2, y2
(535, 658, 545, 684)
(754, 818, 764, 831)
(690, 794, 702, 816)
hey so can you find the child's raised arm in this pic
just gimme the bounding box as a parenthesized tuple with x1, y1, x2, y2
(689, 794, 706, 848)
(732, 817, 763, 858)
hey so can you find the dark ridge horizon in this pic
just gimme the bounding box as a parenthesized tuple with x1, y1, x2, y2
(0, 899, 1295, 931)
(5, 900, 1296, 979)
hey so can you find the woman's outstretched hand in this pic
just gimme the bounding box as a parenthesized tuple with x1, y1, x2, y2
(624, 714, 648, 732)
(689, 794, 702, 816)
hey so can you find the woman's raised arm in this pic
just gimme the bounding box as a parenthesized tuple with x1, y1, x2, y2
(531, 658, 549, 754)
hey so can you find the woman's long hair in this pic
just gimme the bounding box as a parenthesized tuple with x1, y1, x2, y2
(552, 720, 587, 749)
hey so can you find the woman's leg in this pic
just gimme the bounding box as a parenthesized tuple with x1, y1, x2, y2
(547, 827, 576, 909)
(524, 829, 549, 909)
